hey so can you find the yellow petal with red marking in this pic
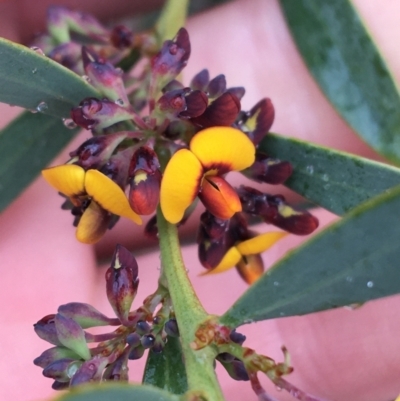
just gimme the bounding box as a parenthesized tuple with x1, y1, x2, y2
(160, 149, 203, 224)
(236, 232, 288, 255)
(236, 254, 264, 284)
(42, 164, 85, 197)
(203, 246, 242, 275)
(85, 169, 142, 225)
(199, 176, 241, 220)
(76, 201, 109, 244)
(190, 127, 255, 174)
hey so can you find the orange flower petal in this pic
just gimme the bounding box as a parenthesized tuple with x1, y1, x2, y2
(202, 246, 242, 275)
(236, 254, 264, 284)
(236, 232, 288, 255)
(199, 176, 241, 220)
(84, 169, 142, 225)
(76, 201, 110, 244)
(42, 164, 85, 197)
(160, 149, 203, 224)
(190, 127, 255, 174)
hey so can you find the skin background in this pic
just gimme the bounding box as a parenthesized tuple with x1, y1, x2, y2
(0, 1, 400, 400)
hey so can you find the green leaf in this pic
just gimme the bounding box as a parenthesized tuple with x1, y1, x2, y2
(0, 38, 99, 118)
(220, 185, 400, 328)
(155, 0, 189, 43)
(143, 336, 188, 394)
(259, 133, 400, 215)
(0, 112, 79, 212)
(54, 383, 179, 401)
(280, 0, 400, 164)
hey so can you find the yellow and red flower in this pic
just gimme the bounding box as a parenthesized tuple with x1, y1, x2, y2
(160, 127, 255, 224)
(42, 164, 141, 244)
(204, 231, 287, 284)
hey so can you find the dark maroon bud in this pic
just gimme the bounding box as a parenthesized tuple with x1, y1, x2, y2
(220, 358, 250, 381)
(164, 318, 179, 337)
(54, 314, 91, 360)
(229, 330, 246, 345)
(151, 27, 191, 80)
(179, 90, 208, 118)
(48, 42, 81, 72)
(245, 152, 293, 185)
(52, 380, 70, 390)
(126, 333, 141, 347)
(151, 338, 165, 353)
(245, 98, 275, 145)
(157, 89, 188, 114)
(106, 244, 139, 325)
(71, 98, 101, 129)
(191, 92, 240, 128)
(207, 74, 226, 98)
(141, 334, 156, 349)
(128, 147, 161, 215)
(136, 320, 151, 335)
(34, 314, 62, 346)
(128, 345, 145, 360)
(272, 205, 319, 235)
(58, 303, 114, 329)
(190, 69, 209, 91)
(110, 25, 133, 49)
(200, 211, 229, 239)
(217, 352, 235, 363)
(144, 215, 159, 240)
(70, 357, 108, 386)
(43, 358, 81, 381)
(226, 87, 246, 100)
(162, 79, 185, 92)
(198, 229, 229, 270)
(34, 346, 81, 368)
(153, 316, 163, 325)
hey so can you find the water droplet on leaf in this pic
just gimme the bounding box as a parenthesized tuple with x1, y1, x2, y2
(367, 281, 374, 288)
(306, 165, 314, 174)
(32, 68, 37, 74)
(322, 174, 329, 182)
(115, 98, 124, 106)
(82, 75, 91, 82)
(30, 46, 45, 56)
(273, 281, 279, 286)
(62, 118, 77, 129)
(36, 101, 48, 113)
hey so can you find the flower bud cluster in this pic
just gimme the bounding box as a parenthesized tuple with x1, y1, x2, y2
(33, 245, 179, 389)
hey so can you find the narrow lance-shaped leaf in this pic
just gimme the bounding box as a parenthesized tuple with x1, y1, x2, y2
(142, 336, 188, 395)
(54, 383, 179, 401)
(0, 111, 79, 213)
(0, 38, 99, 117)
(280, 0, 400, 164)
(259, 133, 400, 215)
(220, 184, 400, 328)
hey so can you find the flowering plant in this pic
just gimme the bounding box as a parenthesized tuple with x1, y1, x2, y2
(1, 1, 400, 401)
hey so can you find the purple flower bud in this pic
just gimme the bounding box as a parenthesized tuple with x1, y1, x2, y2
(128, 345, 145, 360)
(136, 320, 151, 335)
(82, 47, 128, 104)
(229, 330, 246, 345)
(69, 132, 128, 169)
(34, 314, 62, 346)
(141, 334, 155, 349)
(190, 69, 210, 91)
(226, 87, 246, 100)
(151, 27, 191, 82)
(191, 92, 240, 128)
(43, 358, 82, 382)
(70, 357, 109, 386)
(58, 302, 114, 329)
(198, 230, 228, 270)
(200, 211, 229, 239)
(217, 352, 235, 363)
(54, 314, 91, 360)
(34, 346, 81, 368)
(207, 74, 226, 98)
(128, 147, 161, 215)
(164, 319, 179, 337)
(126, 333, 141, 347)
(106, 245, 139, 325)
(48, 42, 82, 73)
(219, 358, 249, 381)
(157, 89, 188, 115)
(151, 337, 165, 353)
(52, 380, 70, 390)
(245, 152, 293, 185)
(144, 215, 159, 240)
(102, 353, 129, 381)
(110, 25, 133, 49)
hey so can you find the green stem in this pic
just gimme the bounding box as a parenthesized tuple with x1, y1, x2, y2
(157, 208, 225, 401)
